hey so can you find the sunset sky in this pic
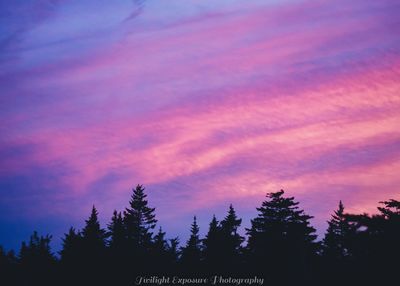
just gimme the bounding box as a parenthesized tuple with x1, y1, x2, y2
(1, 0, 400, 251)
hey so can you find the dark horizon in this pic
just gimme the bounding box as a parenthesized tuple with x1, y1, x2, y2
(1, 185, 399, 286)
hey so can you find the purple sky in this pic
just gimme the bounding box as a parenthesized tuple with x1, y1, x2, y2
(1, 0, 400, 251)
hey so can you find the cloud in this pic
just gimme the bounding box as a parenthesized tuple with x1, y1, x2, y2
(0, 0, 400, 249)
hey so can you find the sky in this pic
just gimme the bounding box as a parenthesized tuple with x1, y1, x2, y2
(1, 0, 400, 252)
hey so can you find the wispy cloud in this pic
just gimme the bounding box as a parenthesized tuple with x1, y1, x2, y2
(1, 0, 399, 249)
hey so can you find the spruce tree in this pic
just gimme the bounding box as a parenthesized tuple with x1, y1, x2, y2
(323, 201, 352, 260)
(220, 205, 244, 263)
(180, 216, 202, 271)
(167, 237, 180, 263)
(107, 210, 126, 251)
(203, 215, 221, 266)
(60, 227, 82, 263)
(0, 246, 17, 285)
(123, 185, 157, 251)
(246, 190, 317, 280)
(81, 205, 106, 250)
(19, 231, 56, 286)
(153, 227, 168, 253)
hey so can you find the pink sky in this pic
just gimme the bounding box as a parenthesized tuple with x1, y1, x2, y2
(1, 0, 400, 250)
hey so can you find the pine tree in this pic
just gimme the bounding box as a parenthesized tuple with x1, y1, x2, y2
(152, 227, 169, 273)
(79, 206, 107, 284)
(123, 185, 157, 251)
(180, 216, 202, 271)
(19, 231, 56, 286)
(246, 190, 317, 280)
(107, 210, 126, 251)
(167, 237, 180, 262)
(203, 215, 221, 265)
(153, 227, 168, 253)
(323, 201, 352, 260)
(220, 205, 244, 263)
(0, 246, 17, 285)
(82, 205, 106, 247)
(60, 227, 82, 263)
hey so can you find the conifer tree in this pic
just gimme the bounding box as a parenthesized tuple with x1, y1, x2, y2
(123, 185, 157, 251)
(19, 231, 56, 286)
(220, 205, 244, 262)
(203, 215, 221, 265)
(107, 210, 126, 251)
(153, 227, 168, 253)
(167, 237, 180, 263)
(180, 216, 202, 270)
(0, 246, 17, 285)
(81, 205, 106, 252)
(246, 190, 317, 280)
(60, 227, 82, 263)
(323, 201, 353, 260)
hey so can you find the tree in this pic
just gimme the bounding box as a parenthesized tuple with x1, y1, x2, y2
(81, 205, 107, 248)
(153, 227, 168, 253)
(323, 201, 353, 260)
(180, 216, 202, 272)
(167, 237, 180, 263)
(60, 227, 82, 263)
(0, 246, 17, 285)
(123, 185, 157, 251)
(107, 210, 126, 251)
(152, 227, 169, 273)
(80, 206, 107, 284)
(246, 190, 317, 282)
(220, 205, 244, 265)
(203, 215, 221, 267)
(19, 231, 56, 286)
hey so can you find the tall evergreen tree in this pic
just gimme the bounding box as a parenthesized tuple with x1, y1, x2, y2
(180, 216, 202, 272)
(220, 205, 244, 263)
(107, 210, 126, 251)
(82, 205, 106, 247)
(0, 246, 17, 285)
(152, 227, 169, 273)
(59, 227, 84, 286)
(60, 227, 82, 263)
(80, 206, 107, 284)
(19, 231, 56, 286)
(203, 215, 221, 266)
(167, 237, 180, 263)
(123, 185, 157, 251)
(246, 190, 317, 281)
(323, 201, 353, 260)
(153, 227, 168, 253)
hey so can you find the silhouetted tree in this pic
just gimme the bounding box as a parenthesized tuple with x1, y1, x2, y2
(153, 227, 168, 253)
(19, 231, 56, 286)
(323, 201, 353, 260)
(151, 227, 170, 273)
(220, 205, 244, 268)
(0, 246, 17, 285)
(107, 210, 126, 251)
(123, 185, 157, 250)
(80, 206, 107, 284)
(59, 227, 83, 285)
(123, 184, 157, 276)
(60, 227, 82, 262)
(167, 237, 180, 263)
(180, 216, 202, 273)
(246, 190, 317, 282)
(203, 215, 221, 270)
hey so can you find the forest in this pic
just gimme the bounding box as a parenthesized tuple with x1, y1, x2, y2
(0, 185, 399, 286)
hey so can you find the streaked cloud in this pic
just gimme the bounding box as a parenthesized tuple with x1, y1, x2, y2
(1, 0, 399, 249)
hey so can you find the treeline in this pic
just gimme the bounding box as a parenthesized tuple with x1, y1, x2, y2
(0, 185, 399, 285)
